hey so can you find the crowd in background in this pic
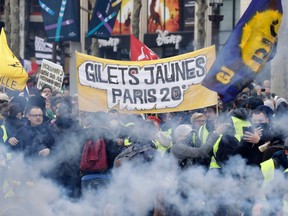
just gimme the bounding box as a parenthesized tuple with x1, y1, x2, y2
(1, 76, 288, 215)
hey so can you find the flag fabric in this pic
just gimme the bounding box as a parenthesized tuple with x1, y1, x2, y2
(0, 29, 28, 91)
(202, 0, 282, 103)
(87, 0, 123, 39)
(38, 0, 80, 42)
(130, 34, 159, 61)
(35, 36, 61, 66)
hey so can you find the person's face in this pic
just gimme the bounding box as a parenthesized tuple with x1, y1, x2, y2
(28, 108, 43, 127)
(193, 117, 206, 129)
(205, 108, 216, 121)
(251, 113, 269, 124)
(41, 88, 52, 98)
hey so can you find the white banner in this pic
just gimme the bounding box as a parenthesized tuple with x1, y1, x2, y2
(37, 59, 64, 92)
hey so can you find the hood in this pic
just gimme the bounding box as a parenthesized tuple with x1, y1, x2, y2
(230, 108, 250, 120)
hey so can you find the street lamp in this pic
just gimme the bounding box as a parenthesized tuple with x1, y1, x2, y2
(208, 0, 224, 53)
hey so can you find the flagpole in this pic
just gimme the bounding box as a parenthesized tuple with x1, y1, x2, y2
(52, 42, 57, 63)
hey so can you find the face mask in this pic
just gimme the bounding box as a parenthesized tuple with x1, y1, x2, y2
(252, 123, 268, 129)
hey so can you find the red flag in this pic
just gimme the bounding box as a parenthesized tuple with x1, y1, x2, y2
(130, 34, 159, 61)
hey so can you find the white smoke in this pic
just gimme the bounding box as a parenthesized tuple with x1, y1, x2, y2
(1, 142, 287, 216)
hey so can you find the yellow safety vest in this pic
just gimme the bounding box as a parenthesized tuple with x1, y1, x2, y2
(124, 137, 132, 146)
(209, 136, 222, 169)
(260, 159, 288, 213)
(198, 124, 209, 145)
(209, 134, 241, 169)
(153, 139, 172, 152)
(0, 124, 7, 142)
(166, 128, 172, 136)
(260, 158, 275, 183)
(231, 116, 251, 138)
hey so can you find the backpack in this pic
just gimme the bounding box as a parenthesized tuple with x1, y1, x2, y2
(114, 144, 156, 167)
(80, 138, 108, 173)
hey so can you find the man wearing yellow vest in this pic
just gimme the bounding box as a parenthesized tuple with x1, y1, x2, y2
(237, 107, 275, 167)
(256, 138, 288, 215)
(0, 103, 24, 145)
(229, 108, 251, 138)
(171, 123, 229, 169)
(198, 106, 217, 146)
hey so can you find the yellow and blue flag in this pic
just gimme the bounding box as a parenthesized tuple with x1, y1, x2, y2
(0, 29, 28, 91)
(87, 0, 123, 39)
(202, 0, 282, 103)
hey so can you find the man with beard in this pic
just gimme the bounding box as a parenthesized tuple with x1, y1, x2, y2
(198, 105, 217, 146)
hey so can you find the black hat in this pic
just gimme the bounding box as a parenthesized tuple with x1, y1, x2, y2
(255, 105, 274, 120)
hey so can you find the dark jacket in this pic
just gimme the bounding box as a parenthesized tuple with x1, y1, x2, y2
(11, 122, 54, 158)
(48, 117, 85, 198)
(4, 116, 25, 138)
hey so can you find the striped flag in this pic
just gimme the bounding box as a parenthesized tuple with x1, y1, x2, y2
(34, 36, 61, 66)
(87, 0, 122, 39)
(38, 0, 80, 42)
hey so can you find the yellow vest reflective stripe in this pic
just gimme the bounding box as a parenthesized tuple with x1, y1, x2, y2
(231, 116, 251, 138)
(198, 124, 209, 145)
(260, 158, 275, 183)
(1, 124, 7, 142)
(209, 136, 222, 169)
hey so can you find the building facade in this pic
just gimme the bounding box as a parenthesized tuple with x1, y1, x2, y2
(0, 0, 248, 94)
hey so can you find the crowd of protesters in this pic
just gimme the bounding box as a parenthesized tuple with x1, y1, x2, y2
(1, 76, 288, 215)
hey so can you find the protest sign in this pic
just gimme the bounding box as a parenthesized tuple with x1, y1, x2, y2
(77, 46, 217, 114)
(37, 59, 64, 92)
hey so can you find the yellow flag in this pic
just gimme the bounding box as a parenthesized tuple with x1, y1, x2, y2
(0, 29, 28, 90)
